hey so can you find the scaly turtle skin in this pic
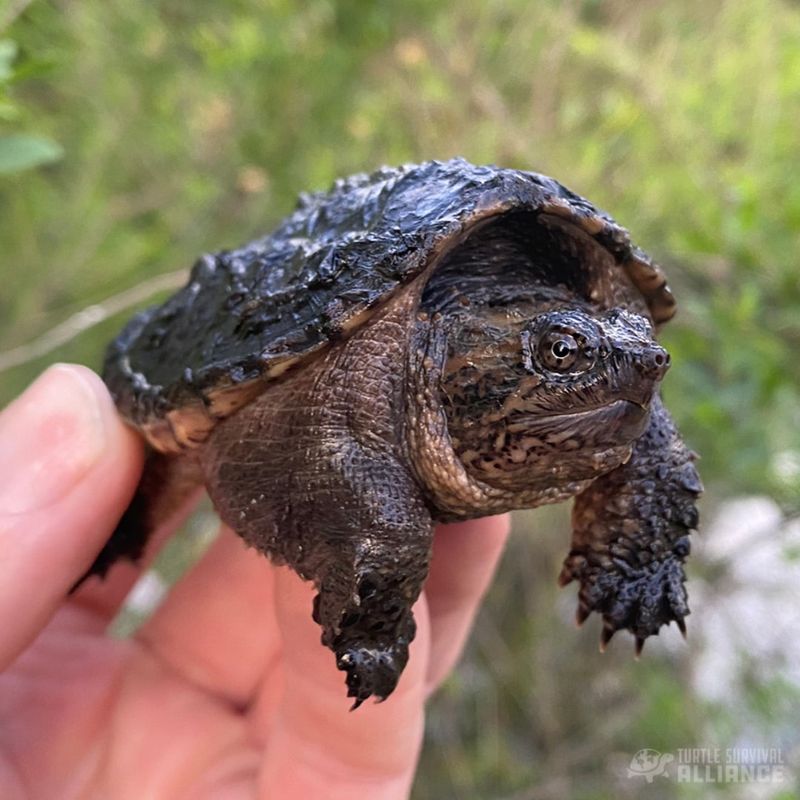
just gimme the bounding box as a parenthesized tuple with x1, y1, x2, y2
(81, 159, 702, 707)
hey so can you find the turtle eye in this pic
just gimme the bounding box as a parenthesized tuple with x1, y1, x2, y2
(539, 331, 579, 371)
(551, 339, 573, 359)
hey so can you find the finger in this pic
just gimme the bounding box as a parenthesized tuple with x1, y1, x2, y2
(0, 364, 143, 669)
(136, 526, 282, 710)
(423, 514, 510, 693)
(257, 566, 429, 799)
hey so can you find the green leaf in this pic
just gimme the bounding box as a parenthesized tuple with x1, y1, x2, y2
(0, 134, 63, 174)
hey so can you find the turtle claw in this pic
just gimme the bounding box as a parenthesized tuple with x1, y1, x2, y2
(558, 563, 577, 588)
(676, 617, 687, 639)
(634, 636, 646, 659)
(599, 624, 615, 653)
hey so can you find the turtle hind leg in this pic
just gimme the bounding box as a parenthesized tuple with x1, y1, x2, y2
(71, 450, 201, 591)
(560, 395, 702, 652)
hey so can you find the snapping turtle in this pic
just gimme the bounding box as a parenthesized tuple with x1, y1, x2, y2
(81, 159, 702, 706)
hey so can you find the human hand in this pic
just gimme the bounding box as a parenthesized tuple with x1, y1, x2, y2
(0, 365, 509, 799)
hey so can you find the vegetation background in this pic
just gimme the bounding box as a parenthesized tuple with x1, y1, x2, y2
(1, 1, 798, 797)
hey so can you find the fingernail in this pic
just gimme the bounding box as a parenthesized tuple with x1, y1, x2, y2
(0, 365, 107, 515)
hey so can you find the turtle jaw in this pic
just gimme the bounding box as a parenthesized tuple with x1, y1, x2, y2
(445, 398, 649, 498)
(532, 398, 651, 448)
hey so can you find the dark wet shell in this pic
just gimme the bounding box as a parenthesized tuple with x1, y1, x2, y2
(104, 158, 676, 452)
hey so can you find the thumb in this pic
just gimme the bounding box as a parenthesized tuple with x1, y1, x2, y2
(0, 364, 143, 669)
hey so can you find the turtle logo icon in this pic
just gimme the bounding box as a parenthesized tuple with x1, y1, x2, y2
(627, 749, 675, 782)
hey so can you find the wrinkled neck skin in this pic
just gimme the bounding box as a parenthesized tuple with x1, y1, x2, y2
(407, 277, 667, 520)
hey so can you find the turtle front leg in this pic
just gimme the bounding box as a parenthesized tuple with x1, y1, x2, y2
(312, 503, 434, 709)
(559, 395, 702, 653)
(204, 396, 435, 708)
(303, 455, 435, 708)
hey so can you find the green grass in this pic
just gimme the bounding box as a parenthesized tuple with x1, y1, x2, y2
(2, 1, 799, 797)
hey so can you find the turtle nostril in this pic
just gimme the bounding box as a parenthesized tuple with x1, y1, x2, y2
(640, 346, 671, 378)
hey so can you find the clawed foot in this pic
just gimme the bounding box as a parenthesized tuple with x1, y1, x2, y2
(317, 575, 418, 708)
(559, 536, 691, 656)
(336, 640, 411, 709)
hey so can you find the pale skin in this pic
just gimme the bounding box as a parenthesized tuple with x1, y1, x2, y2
(0, 365, 509, 800)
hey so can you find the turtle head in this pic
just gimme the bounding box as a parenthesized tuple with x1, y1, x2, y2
(439, 304, 670, 493)
(520, 306, 670, 416)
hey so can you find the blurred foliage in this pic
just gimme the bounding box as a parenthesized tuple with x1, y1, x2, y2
(0, 11, 62, 173)
(1, 0, 799, 797)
